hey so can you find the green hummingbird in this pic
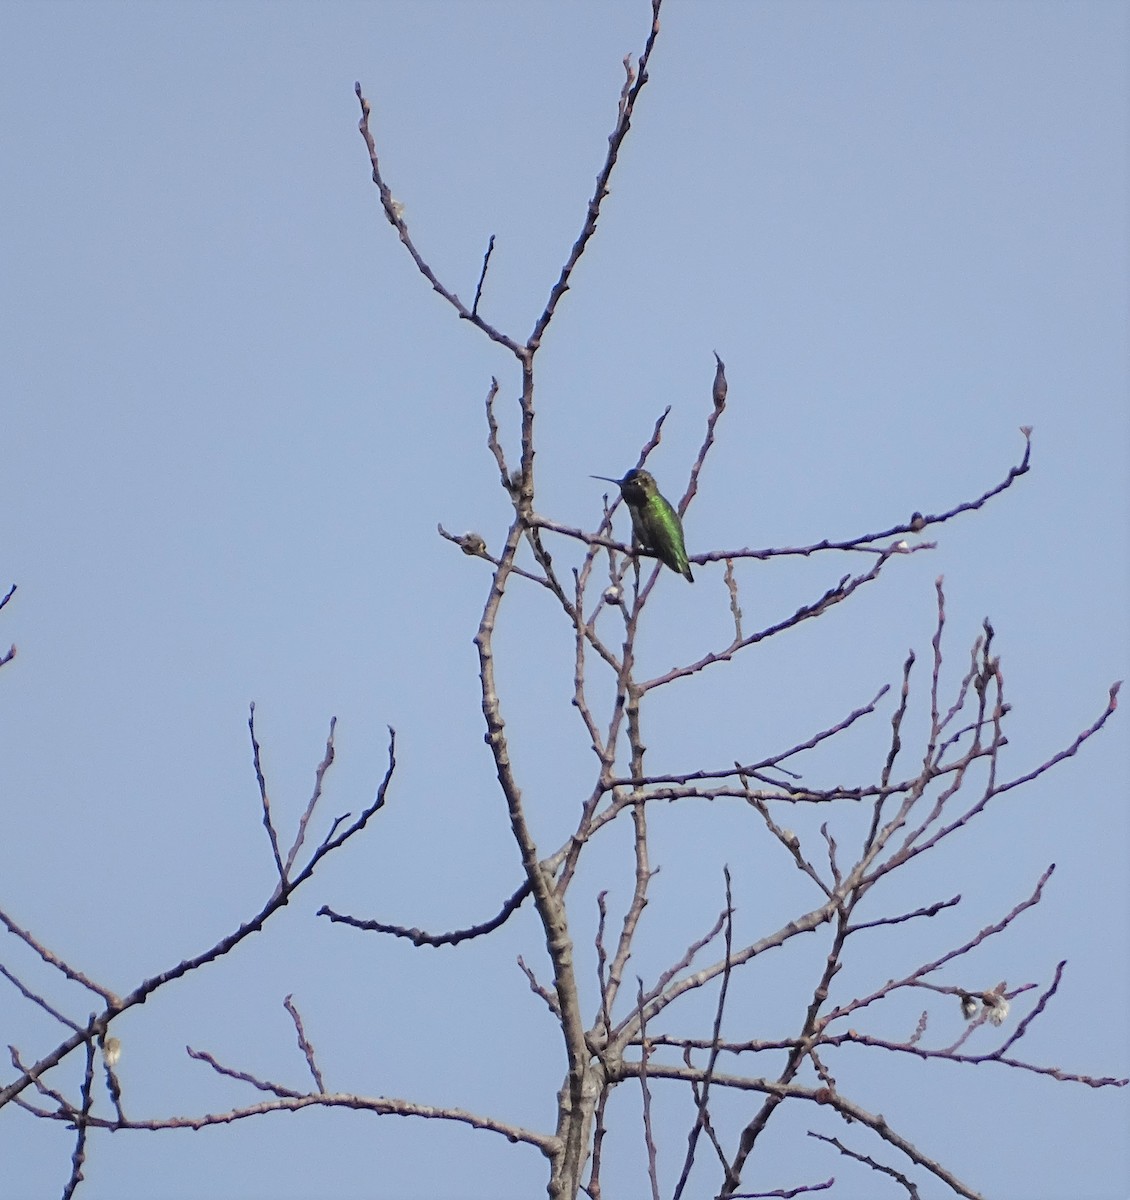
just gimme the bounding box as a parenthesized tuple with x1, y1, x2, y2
(591, 468, 694, 582)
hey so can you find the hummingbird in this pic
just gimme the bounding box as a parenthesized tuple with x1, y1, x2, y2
(591, 469, 694, 582)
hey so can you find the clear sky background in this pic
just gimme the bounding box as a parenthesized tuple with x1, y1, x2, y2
(2, 3, 1127, 1198)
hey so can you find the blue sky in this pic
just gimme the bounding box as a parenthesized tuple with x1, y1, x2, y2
(1, 2, 1127, 1197)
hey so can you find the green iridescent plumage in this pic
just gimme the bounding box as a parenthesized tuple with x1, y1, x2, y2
(592, 468, 694, 582)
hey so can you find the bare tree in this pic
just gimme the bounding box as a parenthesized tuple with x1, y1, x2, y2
(1, 4, 1124, 1198)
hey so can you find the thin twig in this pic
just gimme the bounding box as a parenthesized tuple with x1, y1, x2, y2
(0, 731, 398, 1112)
(282, 717, 338, 881)
(0, 963, 83, 1031)
(0, 909, 118, 1006)
(527, 0, 663, 352)
(636, 979, 662, 1200)
(808, 1130, 920, 1199)
(320, 878, 533, 946)
(353, 85, 522, 356)
(284, 995, 326, 1094)
(729, 1178, 834, 1198)
(249, 703, 285, 881)
(673, 868, 736, 1200)
(61, 1037, 96, 1200)
(472, 234, 496, 318)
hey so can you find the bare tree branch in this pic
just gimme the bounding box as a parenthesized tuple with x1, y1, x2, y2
(527, 0, 663, 352)
(249, 702, 285, 881)
(60, 1037, 96, 1200)
(319, 878, 533, 947)
(284, 995, 326, 1094)
(0, 730, 398, 1112)
(672, 868, 736, 1200)
(635, 979, 661, 1200)
(808, 1130, 920, 1199)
